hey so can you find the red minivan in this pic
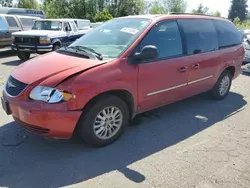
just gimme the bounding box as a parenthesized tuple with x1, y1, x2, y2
(1, 14, 244, 147)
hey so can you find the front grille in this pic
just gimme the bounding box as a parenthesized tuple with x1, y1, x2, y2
(14, 37, 40, 45)
(14, 117, 50, 135)
(5, 76, 28, 97)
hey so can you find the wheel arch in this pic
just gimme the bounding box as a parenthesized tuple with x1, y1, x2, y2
(81, 89, 136, 119)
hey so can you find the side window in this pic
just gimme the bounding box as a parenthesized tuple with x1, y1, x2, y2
(178, 19, 218, 55)
(0, 16, 8, 30)
(139, 20, 183, 59)
(70, 21, 77, 32)
(64, 22, 72, 31)
(5, 16, 18, 28)
(213, 20, 242, 48)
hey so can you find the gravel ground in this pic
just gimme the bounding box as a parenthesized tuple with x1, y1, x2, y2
(0, 50, 250, 188)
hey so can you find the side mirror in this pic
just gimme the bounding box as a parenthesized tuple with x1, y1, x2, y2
(131, 45, 158, 64)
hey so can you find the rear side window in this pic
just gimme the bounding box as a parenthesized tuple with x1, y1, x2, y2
(139, 20, 183, 59)
(178, 19, 218, 55)
(0, 16, 8, 30)
(5, 16, 18, 28)
(213, 20, 242, 48)
(71, 21, 77, 32)
(77, 20, 90, 30)
(20, 18, 35, 28)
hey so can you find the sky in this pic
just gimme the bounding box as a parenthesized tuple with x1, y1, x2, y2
(186, 0, 250, 17)
(11, 0, 250, 18)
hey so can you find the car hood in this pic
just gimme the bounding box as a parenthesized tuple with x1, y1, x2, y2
(12, 30, 59, 37)
(11, 52, 111, 86)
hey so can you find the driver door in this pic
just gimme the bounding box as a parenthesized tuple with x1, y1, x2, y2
(136, 20, 190, 113)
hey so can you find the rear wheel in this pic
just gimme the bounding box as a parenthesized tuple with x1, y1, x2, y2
(17, 51, 30, 61)
(210, 70, 232, 100)
(76, 94, 130, 147)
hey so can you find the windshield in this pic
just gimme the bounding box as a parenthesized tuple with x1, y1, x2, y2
(32, 21, 62, 31)
(69, 18, 151, 58)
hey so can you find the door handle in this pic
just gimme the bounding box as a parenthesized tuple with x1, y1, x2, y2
(179, 66, 188, 72)
(193, 63, 200, 69)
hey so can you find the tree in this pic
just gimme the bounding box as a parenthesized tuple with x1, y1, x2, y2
(149, 1, 165, 14)
(0, 0, 13, 7)
(165, 0, 187, 13)
(94, 9, 113, 22)
(107, 0, 145, 17)
(214, 10, 221, 17)
(17, 0, 39, 9)
(233, 16, 241, 25)
(192, 3, 209, 14)
(228, 0, 248, 21)
(43, 0, 70, 18)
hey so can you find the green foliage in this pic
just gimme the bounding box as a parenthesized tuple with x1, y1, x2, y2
(165, 0, 187, 13)
(234, 17, 241, 25)
(43, 0, 144, 22)
(108, 0, 145, 17)
(233, 17, 250, 29)
(214, 11, 221, 17)
(192, 3, 209, 14)
(228, 0, 248, 21)
(149, 1, 165, 14)
(17, 0, 39, 9)
(0, 0, 13, 7)
(94, 9, 113, 22)
(149, 0, 187, 14)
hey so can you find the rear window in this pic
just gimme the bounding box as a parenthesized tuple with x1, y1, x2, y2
(5, 16, 18, 28)
(178, 19, 218, 55)
(20, 18, 36, 28)
(0, 16, 8, 30)
(213, 20, 242, 48)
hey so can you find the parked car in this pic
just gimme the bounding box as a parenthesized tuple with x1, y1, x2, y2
(1, 14, 243, 147)
(73, 19, 92, 33)
(0, 14, 40, 48)
(241, 29, 250, 64)
(11, 18, 88, 61)
(90, 22, 104, 28)
(0, 7, 45, 18)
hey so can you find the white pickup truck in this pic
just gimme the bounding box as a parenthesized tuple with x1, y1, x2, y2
(11, 18, 92, 61)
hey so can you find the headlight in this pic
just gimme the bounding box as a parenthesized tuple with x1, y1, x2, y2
(29, 86, 74, 103)
(11, 35, 15, 42)
(39, 36, 50, 44)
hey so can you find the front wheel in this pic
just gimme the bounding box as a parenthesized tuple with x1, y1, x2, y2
(17, 51, 30, 61)
(210, 70, 232, 100)
(76, 94, 130, 147)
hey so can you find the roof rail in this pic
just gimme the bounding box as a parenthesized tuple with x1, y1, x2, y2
(168, 12, 227, 19)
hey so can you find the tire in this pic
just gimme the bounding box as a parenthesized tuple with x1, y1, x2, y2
(76, 94, 130, 147)
(17, 51, 30, 61)
(53, 44, 61, 51)
(210, 70, 232, 100)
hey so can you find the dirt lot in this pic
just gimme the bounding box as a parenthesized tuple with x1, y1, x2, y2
(0, 50, 250, 188)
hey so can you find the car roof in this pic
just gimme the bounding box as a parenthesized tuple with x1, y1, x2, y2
(0, 13, 41, 19)
(116, 13, 230, 22)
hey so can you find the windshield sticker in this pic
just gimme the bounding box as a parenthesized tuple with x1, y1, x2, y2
(120, 27, 139, 35)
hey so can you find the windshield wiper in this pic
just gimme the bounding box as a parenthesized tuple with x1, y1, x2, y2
(69, 46, 103, 60)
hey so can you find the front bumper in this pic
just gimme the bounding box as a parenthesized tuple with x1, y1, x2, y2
(1, 93, 82, 139)
(11, 44, 53, 53)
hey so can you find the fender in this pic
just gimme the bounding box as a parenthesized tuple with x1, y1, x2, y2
(51, 38, 62, 46)
(57, 63, 138, 112)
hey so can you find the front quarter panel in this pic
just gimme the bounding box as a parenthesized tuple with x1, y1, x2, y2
(58, 59, 138, 112)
